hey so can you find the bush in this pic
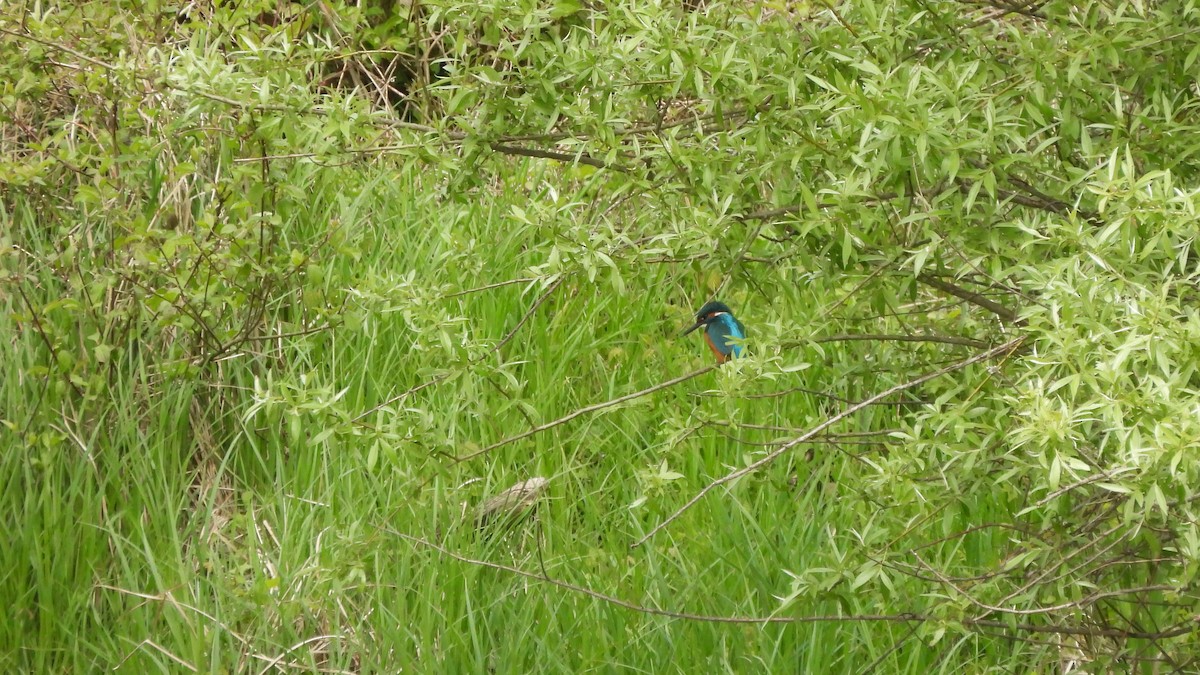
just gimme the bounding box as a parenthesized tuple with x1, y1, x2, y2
(3, 0, 1199, 670)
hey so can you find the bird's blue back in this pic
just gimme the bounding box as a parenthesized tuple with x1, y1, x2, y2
(706, 313, 745, 357)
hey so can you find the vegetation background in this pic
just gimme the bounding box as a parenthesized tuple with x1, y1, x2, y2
(3, 0, 1200, 671)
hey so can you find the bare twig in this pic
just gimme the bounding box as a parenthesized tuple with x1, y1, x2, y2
(917, 273, 1020, 323)
(859, 622, 923, 674)
(256, 635, 344, 675)
(488, 277, 564, 357)
(96, 585, 251, 647)
(386, 529, 1200, 640)
(489, 142, 621, 171)
(803, 333, 992, 349)
(820, 257, 898, 319)
(631, 337, 1025, 547)
(1031, 473, 1113, 509)
(390, 529, 871, 624)
(351, 371, 455, 424)
(454, 364, 718, 463)
(712, 219, 768, 299)
(692, 385, 922, 406)
(914, 554, 1173, 617)
(14, 280, 86, 399)
(444, 277, 539, 298)
(115, 640, 197, 673)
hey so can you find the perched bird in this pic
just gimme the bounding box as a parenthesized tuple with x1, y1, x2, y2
(682, 300, 746, 364)
(475, 476, 549, 530)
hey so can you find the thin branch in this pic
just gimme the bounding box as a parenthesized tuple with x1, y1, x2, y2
(821, 257, 899, 319)
(632, 337, 1025, 548)
(917, 273, 1020, 323)
(443, 277, 539, 298)
(859, 622, 923, 675)
(489, 142, 621, 171)
(908, 522, 1040, 552)
(96, 585, 252, 647)
(0, 27, 115, 69)
(743, 204, 802, 221)
(256, 635, 344, 675)
(482, 102, 759, 144)
(239, 323, 332, 342)
(116, 640, 196, 673)
(391, 529, 874, 624)
(14, 280, 86, 399)
(805, 333, 992, 349)
(742, 192, 901, 223)
(454, 364, 718, 463)
(351, 371, 455, 424)
(815, 0, 862, 38)
(692, 385, 922, 406)
(387, 530, 1200, 640)
(961, 0, 1047, 25)
(713, 219, 768, 299)
(1031, 473, 1113, 509)
(246, 105, 761, 163)
(709, 421, 900, 437)
(915, 554, 1174, 617)
(487, 277, 563, 357)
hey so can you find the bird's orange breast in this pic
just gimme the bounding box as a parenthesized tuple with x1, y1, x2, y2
(705, 332, 729, 364)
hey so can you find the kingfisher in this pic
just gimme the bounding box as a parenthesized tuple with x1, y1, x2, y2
(682, 300, 746, 364)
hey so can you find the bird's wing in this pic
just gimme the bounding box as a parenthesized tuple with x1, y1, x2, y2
(732, 316, 746, 338)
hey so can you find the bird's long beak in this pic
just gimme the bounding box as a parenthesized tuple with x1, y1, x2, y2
(681, 319, 704, 336)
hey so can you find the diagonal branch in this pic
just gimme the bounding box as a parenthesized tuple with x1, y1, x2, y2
(913, 554, 1174, 618)
(387, 529, 1200, 640)
(631, 337, 1025, 548)
(803, 333, 992, 349)
(453, 364, 718, 463)
(488, 142, 621, 171)
(487, 277, 564, 357)
(390, 529, 795, 623)
(917, 273, 1021, 323)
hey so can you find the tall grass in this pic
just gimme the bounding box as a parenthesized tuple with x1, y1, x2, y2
(1, 155, 1039, 672)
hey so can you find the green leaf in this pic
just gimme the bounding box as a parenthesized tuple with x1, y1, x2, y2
(367, 440, 379, 472)
(550, 0, 583, 18)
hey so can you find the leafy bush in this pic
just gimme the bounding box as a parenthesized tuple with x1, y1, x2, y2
(3, 0, 1200, 671)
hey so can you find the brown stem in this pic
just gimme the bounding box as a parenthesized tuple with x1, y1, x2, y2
(388, 529, 1200, 640)
(632, 338, 1025, 548)
(489, 142, 620, 171)
(803, 333, 992, 349)
(453, 364, 719, 463)
(917, 273, 1020, 323)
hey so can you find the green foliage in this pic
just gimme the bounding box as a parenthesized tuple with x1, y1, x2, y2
(3, 0, 1200, 671)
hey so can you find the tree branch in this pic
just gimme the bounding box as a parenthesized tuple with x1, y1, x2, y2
(453, 364, 718, 463)
(801, 333, 992, 349)
(387, 529, 1200, 640)
(488, 142, 621, 171)
(488, 277, 564, 357)
(631, 338, 1025, 548)
(917, 273, 1020, 323)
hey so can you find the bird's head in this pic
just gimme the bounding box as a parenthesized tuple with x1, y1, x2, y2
(682, 300, 735, 336)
